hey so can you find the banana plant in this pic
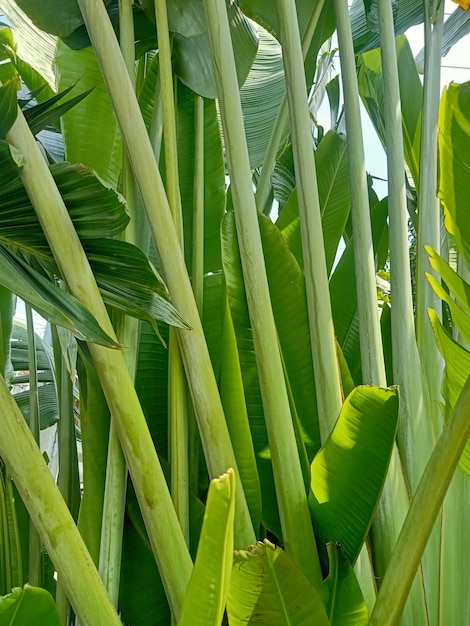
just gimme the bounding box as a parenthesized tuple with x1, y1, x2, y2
(0, 1, 470, 625)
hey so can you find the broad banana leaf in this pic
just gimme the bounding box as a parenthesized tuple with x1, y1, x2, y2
(0, 585, 62, 625)
(0, 78, 18, 138)
(227, 540, 330, 626)
(309, 385, 399, 566)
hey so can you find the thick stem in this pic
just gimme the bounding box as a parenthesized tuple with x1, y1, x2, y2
(6, 108, 193, 619)
(0, 375, 122, 626)
(202, 0, 322, 587)
(275, 0, 343, 442)
(76, 0, 255, 549)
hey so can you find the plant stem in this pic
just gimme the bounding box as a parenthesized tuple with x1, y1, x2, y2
(25, 305, 41, 587)
(416, 0, 444, 439)
(368, 374, 470, 626)
(76, 0, 255, 549)
(255, 0, 326, 214)
(0, 375, 122, 626)
(203, 0, 322, 587)
(275, 0, 343, 442)
(6, 107, 193, 619)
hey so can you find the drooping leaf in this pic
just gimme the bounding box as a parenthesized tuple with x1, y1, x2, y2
(0, 585, 62, 625)
(309, 386, 399, 566)
(320, 543, 368, 626)
(0, 161, 129, 265)
(178, 470, 235, 626)
(84, 238, 189, 331)
(438, 81, 470, 269)
(227, 540, 330, 626)
(0, 246, 119, 348)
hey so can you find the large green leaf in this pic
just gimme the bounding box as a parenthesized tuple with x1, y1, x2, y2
(12, 0, 113, 38)
(172, 1, 258, 98)
(178, 470, 235, 626)
(0, 246, 119, 347)
(227, 540, 330, 626)
(428, 310, 470, 477)
(357, 35, 422, 186)
(0, 161, 129, 267)
(320, 543, 368, 626)
(0, 0, 57, 88)
(276, 130, 351, 276)
(0, 585, 62, 625)
(14, 382, 59, 430)
(240, 26, 286, 169)
(309, 386, 399, 566)
(438, 81, 470, 269)
(56, 40, 122, 189)
(351, 0, 426, 53)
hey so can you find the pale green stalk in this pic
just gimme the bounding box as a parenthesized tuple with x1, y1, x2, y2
(377, 0, 435, 499)
(97, 1, 135, 607)
(7, 108, 193, 619)
(414, 5, 445, 625)
(274, 0, 342, 442)
(0, 470, 11, 594)
(25, 305, 41, 587)
(192, 94, 205, 315)
(154, 0, 191, 546)
(416, 0, 444, 438)
(53, 326, 79, 623)
(368, 374, 470, 626)
(333, 0, 389, 611)
(76, 0, 255, 550)
(377, 2, 438, 623)
(203, 0, 321, 587)
(0, 375, 122, 626)
(255, 0, 325, 214)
